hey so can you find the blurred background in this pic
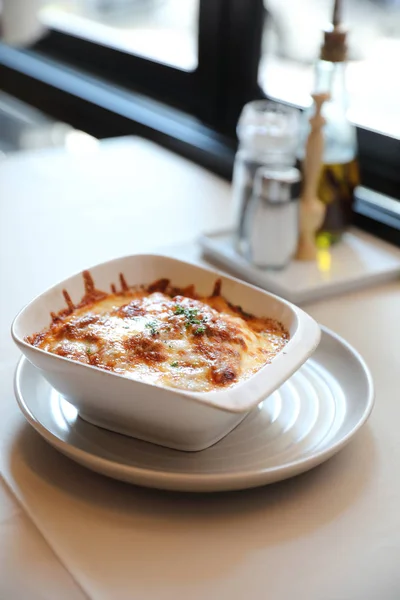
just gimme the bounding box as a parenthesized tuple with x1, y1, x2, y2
(0, 0, 399, 209)
(262, 0, 400, 135)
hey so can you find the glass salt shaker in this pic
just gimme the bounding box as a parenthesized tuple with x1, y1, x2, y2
(243, 166, 302, 270)
(232, 100, 300, 254)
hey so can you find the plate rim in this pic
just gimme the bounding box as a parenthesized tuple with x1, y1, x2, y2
(13, 326, 375, 491)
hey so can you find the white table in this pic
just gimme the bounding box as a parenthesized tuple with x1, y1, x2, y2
(1, 137, 400, 599)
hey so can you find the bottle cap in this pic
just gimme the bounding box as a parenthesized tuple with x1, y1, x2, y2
(320, 25, 348, 62)
(320, 0, 348, 62)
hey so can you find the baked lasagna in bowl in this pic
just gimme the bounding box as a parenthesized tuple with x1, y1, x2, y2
(12, 255, 321, 451)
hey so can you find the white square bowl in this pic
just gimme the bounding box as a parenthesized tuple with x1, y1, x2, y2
(11, 254, 321, 451)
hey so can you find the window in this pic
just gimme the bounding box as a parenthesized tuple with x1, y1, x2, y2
(33, 0, 226, 122)
(258, 0, 400, 204)
(40, 0, 199, 71)
(261, 0, 400, 138)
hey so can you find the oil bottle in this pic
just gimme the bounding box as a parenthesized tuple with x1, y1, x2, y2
(298, 0, 359, 243)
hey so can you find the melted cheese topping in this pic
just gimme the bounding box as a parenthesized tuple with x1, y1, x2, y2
(27, 290, 289, 392)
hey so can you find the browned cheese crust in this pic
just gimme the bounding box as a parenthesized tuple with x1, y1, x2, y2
(26, 273, 289, 393)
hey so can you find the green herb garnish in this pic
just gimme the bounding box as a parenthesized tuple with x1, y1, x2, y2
(175, 305, 204, 330)
(86, 347, 93, 355)
(193, 325, 206, 336)
(145, 320, 158, 336)
(170, 361, 179, 367)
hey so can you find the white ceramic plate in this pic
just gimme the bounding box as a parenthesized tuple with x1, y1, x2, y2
(14, 327, 374, 493)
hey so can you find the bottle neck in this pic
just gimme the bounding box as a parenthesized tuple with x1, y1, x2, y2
(314, 59, 348, 108)
(297, 58, 356, 164)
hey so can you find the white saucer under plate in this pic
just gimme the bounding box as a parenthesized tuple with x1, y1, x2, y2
(14, 327, 374, 493)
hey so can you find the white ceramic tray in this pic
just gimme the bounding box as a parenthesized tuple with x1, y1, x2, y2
(14, 327, 374, 493)
(198, 228, 400, 304)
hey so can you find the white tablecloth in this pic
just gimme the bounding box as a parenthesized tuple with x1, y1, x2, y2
(1, 137, 400, 599)
(0, 475, 87, 599)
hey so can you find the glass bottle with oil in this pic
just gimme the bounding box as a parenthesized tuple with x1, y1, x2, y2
(298, 0, 359, 244)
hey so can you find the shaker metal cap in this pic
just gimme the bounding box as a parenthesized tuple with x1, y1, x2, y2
(253, 167, 302, 204)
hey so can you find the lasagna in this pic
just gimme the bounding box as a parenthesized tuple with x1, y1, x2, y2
(26, 272, 289, 393)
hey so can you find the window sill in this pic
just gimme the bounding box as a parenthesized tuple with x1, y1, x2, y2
(0, 43, 235, 179)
